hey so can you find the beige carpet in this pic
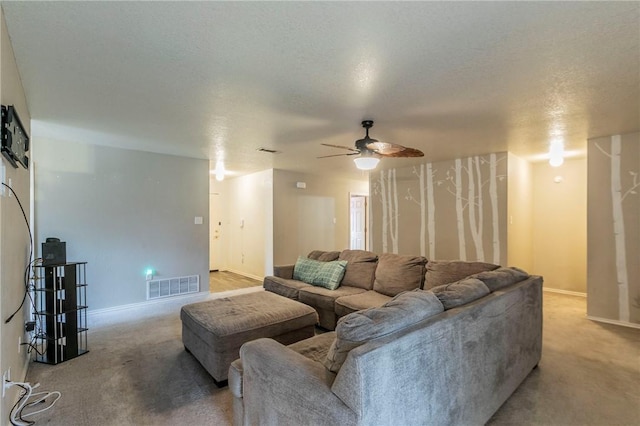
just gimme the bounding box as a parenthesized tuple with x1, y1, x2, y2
(23, 291, 640, 425)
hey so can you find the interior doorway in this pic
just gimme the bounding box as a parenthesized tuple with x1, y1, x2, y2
(209, 193, 223, 271)
(349, 194, 368, 250)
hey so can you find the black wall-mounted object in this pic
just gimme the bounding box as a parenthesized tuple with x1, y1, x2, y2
(1, 105, 29, 169)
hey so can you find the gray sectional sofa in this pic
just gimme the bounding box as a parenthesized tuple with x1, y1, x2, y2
(233, 256, 542, 425)
(263, 249, 501, 330)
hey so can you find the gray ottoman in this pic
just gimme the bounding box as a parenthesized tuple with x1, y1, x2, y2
(181, 291, 318, 386)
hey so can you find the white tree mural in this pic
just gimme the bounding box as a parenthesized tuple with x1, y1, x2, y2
(426, 162, 436, 259)
(489, 153, 500, 264)
(454, 158, 467, 260)
(444, 154, 505, 262)
(467, 156, 485, 261)
(373, 153, 505, 263)
(595, 135, 639, 322)
(375, 169, 400, 254)
(407, 163, 437, 258)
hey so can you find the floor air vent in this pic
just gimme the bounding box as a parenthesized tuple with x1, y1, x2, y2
(147, 275, 199, 300)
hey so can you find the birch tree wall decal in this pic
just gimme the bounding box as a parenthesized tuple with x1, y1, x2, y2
(467, 156, 485, 261)
(595, 135, 639, 322)
(379, 170, 389, 253)
(388, 168, 399, 254)
(455, 158, 467, 260)
(489, 153, 500, 264)
(426, 162, 436, 259)
(375, 169, 400, 254)
(408, 163, 437, 258)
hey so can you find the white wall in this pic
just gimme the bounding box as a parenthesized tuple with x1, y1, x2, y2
(507, 153, 533, 271)
(34, 139, 209, 311)
(1, 7, 32, 419)
(532, 157, 587, 293)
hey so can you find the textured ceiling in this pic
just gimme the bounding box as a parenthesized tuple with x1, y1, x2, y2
(2, 1, 639, 179)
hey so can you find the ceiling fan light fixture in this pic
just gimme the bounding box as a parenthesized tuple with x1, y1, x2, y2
(353, 156, 380, 170)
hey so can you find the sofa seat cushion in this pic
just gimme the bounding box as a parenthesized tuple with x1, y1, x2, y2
(430, 278, 491, 309)
(472, 267, 529, 292)
(373, 253, 427, 297)
(335, 290, 392, 317)
(308, 250, 341, 261)
(299, 285, 367, 311)
(424, 260, 500, 289)
(338, 250, 378, 290)
(288, 331, 337, 364)
(264, 276, 312, 300)
(324, 290, 444, 373)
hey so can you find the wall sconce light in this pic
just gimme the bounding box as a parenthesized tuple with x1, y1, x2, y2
(549, 140, 564, 167)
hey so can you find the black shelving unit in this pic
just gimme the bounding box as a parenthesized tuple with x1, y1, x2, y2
(33, 262, 88, 364)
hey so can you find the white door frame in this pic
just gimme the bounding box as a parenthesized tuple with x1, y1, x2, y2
(349, 192, 369, 250)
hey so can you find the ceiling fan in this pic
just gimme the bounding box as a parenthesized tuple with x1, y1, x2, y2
(318, 120, 424, 170)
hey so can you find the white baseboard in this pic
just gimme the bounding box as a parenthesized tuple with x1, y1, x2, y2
(586, 316, 640, 330)
(543, 287, 587, 297)
(88, 292, 210, 329)
(88, 287, 264, 329)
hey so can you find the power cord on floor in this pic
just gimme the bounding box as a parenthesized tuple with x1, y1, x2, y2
(5, 380, 61, 426)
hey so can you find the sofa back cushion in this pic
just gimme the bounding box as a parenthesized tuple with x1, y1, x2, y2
(308, 250, 341, 262)
(430, 278, 491, 309)
(338, 250, 378, 290)
(373, 253, 427, 297)
(471, 267, 529, 292)
(424, 260, 499, 289)
(323, 289, 443, 373)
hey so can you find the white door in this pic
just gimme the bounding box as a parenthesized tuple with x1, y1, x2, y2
(350, 196, 366, 250)
(210, 193, 223, 271)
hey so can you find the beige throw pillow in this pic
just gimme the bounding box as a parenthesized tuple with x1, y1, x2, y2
(338, 250, 378, 290)
(471, 267, 529, 292)
(373, 253, 427, 297)
(424, 260, 499, 289)
(430, 278, 491, 309)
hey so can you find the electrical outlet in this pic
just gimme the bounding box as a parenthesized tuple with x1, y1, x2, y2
(2, 368, 11, 398)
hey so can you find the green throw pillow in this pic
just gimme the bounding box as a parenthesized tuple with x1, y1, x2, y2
(293, 256, 323, 283)
(312, 260, 348, 290)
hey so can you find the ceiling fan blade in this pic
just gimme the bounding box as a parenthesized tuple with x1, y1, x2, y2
(366, 141, 406, 155)
(378, 147, 424, 158)
(317, 152, 360, 159)
(321, 143, 360, 153)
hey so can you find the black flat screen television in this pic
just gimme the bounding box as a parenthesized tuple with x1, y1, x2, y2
(1, 105, 29, 169)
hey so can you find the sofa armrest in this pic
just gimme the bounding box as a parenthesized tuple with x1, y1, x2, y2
(273, 264, 295, 279)
(240, 338, 356, 425)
